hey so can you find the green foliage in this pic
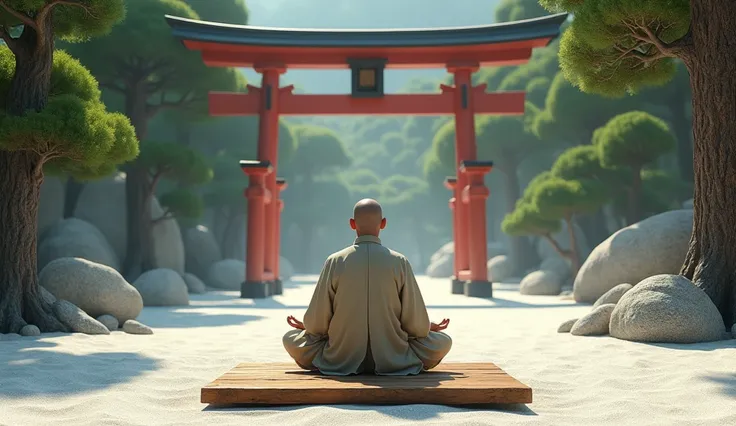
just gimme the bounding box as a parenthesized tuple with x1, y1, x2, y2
(640, 169, 691, 213)
(534, 72, 636, 144)
(534, 177, 610, 219)
(159, 187, 204, 219)
(526, 77, 551, 108)
(379, 131, 405, 157)
(593, 111, 676, 168)
(0, 47, 138, 178)
(427, 120, 456, 173)
(502, 201, 561, 237)
(183, 0, 248, 24)
(551, 145, 627, 184)
(475, 102, 541, 172)
(540, 0, 690, 97)
(0, 0, 126, 42)
(496, 0, 550, 22)
(139, 141, 213, 185)
(291, 124, 351, 175)
(342, 168, 382, 187)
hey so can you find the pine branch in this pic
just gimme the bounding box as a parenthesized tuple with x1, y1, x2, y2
(0, 1, 37, 30)
(38, 1, 96, 26)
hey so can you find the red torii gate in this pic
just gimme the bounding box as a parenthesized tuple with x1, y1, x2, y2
(166, 13, 568, 299)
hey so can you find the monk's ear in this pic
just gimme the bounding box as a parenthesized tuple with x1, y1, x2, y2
(349, 218, 357, 230)
(380, 217, 387, 229)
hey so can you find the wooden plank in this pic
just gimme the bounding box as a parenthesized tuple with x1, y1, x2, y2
(201, 363, 532, 406)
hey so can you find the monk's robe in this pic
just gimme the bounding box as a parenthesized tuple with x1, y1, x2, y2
(283, 235, 452, 376)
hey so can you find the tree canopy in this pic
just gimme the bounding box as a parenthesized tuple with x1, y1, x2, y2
(539, 0, 690, 97)
(0, 46, 137, 178)
(593, 111, 676, 169)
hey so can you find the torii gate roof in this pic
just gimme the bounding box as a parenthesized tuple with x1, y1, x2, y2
(165, 13, 568, 69)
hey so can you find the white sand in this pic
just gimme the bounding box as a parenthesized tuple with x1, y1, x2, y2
(1, 275, 735, 426)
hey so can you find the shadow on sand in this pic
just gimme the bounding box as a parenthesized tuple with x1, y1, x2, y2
(136, 309, 264, 328)
(202, 402, 536, 420)
(0, 338, 159, 397)
(704, 373, 736, 397)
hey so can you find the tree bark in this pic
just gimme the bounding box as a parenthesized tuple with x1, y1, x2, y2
(626, 167, 643, 225)
(63, 177, 85, 218)
(121, 86, 155, 280)
(502, 166, 538, 273)
(0, 17, 68, 333)
(563, 216, 581, 278)
(679, 0, 736, 328)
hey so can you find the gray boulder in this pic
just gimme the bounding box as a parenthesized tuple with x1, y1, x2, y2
(426, 241, 507, 278)
(574, 210, 693, 303)
(122, 320, 153, 335)
(610, 274, 725, 343)
(53, 300, 110, 335)
(540, 256, 572, 281)
(20, 325, 41, 337)
(38, 218, 119, 271)
(40, 258, 143, 322)
(571, 304, 616, 336)
(184, 225, 222, 279)
(40, 286, 56, 305)
(74, 173, 186, 277)
(487, 255, 513, 282)
(558, 318, 578, 333)
(519, 270, 563, 295)
(133, 269, 189, 306)
(593, 283, 634, 308)
(183, 273, 207, 294)
(207, 259, 246, 290)
(38, 177, 65, 237)
(97, 314, 119, 331)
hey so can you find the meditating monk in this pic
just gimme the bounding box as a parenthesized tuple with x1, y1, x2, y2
(283, 198, 452, 376)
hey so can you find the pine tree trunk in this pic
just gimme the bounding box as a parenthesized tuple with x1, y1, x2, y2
(679, 0, 736, 328)
(0, 18, 68, 333)
(503, 166, 537, 273)
(63, 177, 85, 218)
(122, 86, 155, 280)
(626, 167, 643, 225)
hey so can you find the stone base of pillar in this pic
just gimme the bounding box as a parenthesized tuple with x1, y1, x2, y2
(241, 281, 270, 299)
(464, 280, 493, 298)
(451, 278, 465, 294)
(270, 279, 283, 295)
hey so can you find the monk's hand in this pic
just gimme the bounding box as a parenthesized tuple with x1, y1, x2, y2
(287, 315, 305, 330)
(430, 318, 450, 332)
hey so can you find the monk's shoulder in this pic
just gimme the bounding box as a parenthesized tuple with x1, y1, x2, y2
(325, 246, 355, 264)
(386, 248, 409, 265)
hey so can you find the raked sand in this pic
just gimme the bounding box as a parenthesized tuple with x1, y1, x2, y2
(1, 275, 735, 426)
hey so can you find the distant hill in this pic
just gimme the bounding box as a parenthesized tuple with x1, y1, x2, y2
(241, 0, 506, 93)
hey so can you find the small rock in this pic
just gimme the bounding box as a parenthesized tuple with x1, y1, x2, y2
(520, 270, 563, 295)
(487, 255, 514, 282)
(207, 259, 247, 290)
(571, 304, 616, 336)
(52, 300, 110, 335)
(593, 283, 634, 308)
(133, 268, 189, 306)
(183, 273, 207, 294)
(122, 320, 153, 335)
(19, 325, 41, 337)
(610, 275, 725, 343)
(97, 314, 119, 331)
(558, 318, 578, 333)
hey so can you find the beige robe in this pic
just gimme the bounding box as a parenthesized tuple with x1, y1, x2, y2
(283, 235, 452, 376)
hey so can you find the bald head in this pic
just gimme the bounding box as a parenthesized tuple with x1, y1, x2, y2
(351, 198, 385, 235)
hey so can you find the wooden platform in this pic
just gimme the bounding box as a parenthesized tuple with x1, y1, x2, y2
(202, 363, 532, 406)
